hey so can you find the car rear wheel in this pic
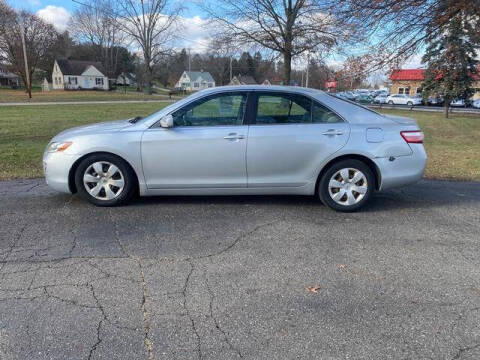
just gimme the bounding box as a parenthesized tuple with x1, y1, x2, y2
(74, 153, 136, 206)
(388, 100, 394, 105)
(318, 159, 375, 212)
(407, 101, 413, 106)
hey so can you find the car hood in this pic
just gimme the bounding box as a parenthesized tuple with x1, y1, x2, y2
(53, 119, 134, 141)
(384, 115, 419, 126)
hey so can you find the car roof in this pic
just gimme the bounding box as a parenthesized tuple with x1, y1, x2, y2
(142, 85, 390, 127)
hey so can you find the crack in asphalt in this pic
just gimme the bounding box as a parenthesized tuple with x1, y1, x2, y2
(182, 259, 202, 360)
(195, 219, 282, 260)
(110, 210, 154, 360)
(88, 284, 107, 360)
(0, 224, 27, 277)
(205, 273, 243, 358)
(452, 343, 480, 359)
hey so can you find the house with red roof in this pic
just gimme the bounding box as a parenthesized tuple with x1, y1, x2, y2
(389, 69, 426, 96)
(389, 68, 480, 99)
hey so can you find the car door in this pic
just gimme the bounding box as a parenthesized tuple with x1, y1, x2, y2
(141, 92, 248, 189)
(397, 95, 407, 104)
(246, 92, 350, 188)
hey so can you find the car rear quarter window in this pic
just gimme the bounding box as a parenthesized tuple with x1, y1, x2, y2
(312, 102, 344, 123)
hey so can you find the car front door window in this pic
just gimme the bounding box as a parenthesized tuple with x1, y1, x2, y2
(172, 93, 247, 127)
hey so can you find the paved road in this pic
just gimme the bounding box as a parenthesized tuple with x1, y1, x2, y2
(1, 179, 479, 360)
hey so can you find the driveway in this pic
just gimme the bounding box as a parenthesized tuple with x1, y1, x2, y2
(1, 179, 479, 359)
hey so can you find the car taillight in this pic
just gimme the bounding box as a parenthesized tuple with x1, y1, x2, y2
(401, 130, 424, 144)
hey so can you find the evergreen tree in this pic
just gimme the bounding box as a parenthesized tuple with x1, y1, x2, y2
(421, 12, 479, 118)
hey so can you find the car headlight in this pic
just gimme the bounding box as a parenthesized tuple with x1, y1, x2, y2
(47, 141, 72, 153)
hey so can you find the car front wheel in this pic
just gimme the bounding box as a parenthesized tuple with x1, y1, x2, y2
(318, 159, 375, 212)
(407, 101, 413, 106)
(74, 153, 136, 206)
(388, 100, 394, 105)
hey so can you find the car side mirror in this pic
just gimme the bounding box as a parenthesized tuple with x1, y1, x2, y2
(159, 114, 173, 128)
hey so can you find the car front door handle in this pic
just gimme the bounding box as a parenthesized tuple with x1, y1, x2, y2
(322, 129, 344, 136)
(224, 133, 245, 140)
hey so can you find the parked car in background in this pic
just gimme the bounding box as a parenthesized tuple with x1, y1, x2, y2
(472, 99, 480, 109)
(43, 85, 426, 212)
(427, 97, 444, 106)
(450, 99, 468, 107)
(412, 94, 425, 105)
(344, 92, 356, 101)
(355, 94, 374, 104)
(386, 94, 422, 106)
(373, 94, 388, 104)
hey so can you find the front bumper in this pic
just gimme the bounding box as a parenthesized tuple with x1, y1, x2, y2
(43, 151, 79, 194)
(374, 144, 427, 190)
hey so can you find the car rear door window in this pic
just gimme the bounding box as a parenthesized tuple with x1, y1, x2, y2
(172, 93, 247, 127)
(255, 93, 312, 124)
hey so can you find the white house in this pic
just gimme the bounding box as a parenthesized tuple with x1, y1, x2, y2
(52, 59, 108, 90)
(175, 71, 215, 91)
(0, 65, 19, 87)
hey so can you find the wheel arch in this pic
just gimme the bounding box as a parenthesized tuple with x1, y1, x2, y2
(315, 154, 381, 194)
(68, 151, 140, 194)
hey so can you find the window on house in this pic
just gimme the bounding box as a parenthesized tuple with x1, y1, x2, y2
(194, 82, 199, 88)
(208, 83, 213, 88)
(398, 88, 404, 94)
(416, 88, 422, 94)
(404, 87, 410, 95)
(68, 77, 77, 85)
(96, 78, 104, 86)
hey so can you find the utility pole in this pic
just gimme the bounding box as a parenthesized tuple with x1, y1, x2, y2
(18, 17, 31, 98)
(305, 53, 310, 88)
(229, 56, 233, 82)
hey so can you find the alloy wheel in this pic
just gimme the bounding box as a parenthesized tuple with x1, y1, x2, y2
(83, 161, 125, 200)
(328, 168, 368, 206)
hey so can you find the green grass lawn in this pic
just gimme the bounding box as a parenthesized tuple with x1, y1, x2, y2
(377, 109, 480, 181)
(0, 102, 167, 179)
(0, 88, 174, 103)
(0, 104, 479, 181)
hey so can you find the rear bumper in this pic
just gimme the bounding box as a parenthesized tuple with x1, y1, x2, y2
(43, 151, 79, 194)
(374, 144, 427, 190)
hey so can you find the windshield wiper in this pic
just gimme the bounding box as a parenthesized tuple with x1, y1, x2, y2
(128, 116, 142, 124)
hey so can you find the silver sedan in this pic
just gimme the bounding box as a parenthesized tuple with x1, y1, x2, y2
(43, 85, 427, 211)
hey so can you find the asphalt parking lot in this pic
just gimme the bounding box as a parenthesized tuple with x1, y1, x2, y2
(1, 179, 479, 360)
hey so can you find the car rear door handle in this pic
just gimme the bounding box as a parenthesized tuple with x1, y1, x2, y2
(224, 133, 245, 140)
(322, 129, 344, 136)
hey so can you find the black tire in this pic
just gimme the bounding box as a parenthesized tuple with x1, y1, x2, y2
(388, 100, 394, 105)
(318, 159, 375, 212)
(74, 153, 136, 206)
(407, 101, 413, 106)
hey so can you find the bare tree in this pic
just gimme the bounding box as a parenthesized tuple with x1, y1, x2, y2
(201, 0, 361, 84)
(338, 0, 480, 71)
(69, 0, 129, 78)
(0, 5, 58, 97)
(114, 0, 181, 94)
